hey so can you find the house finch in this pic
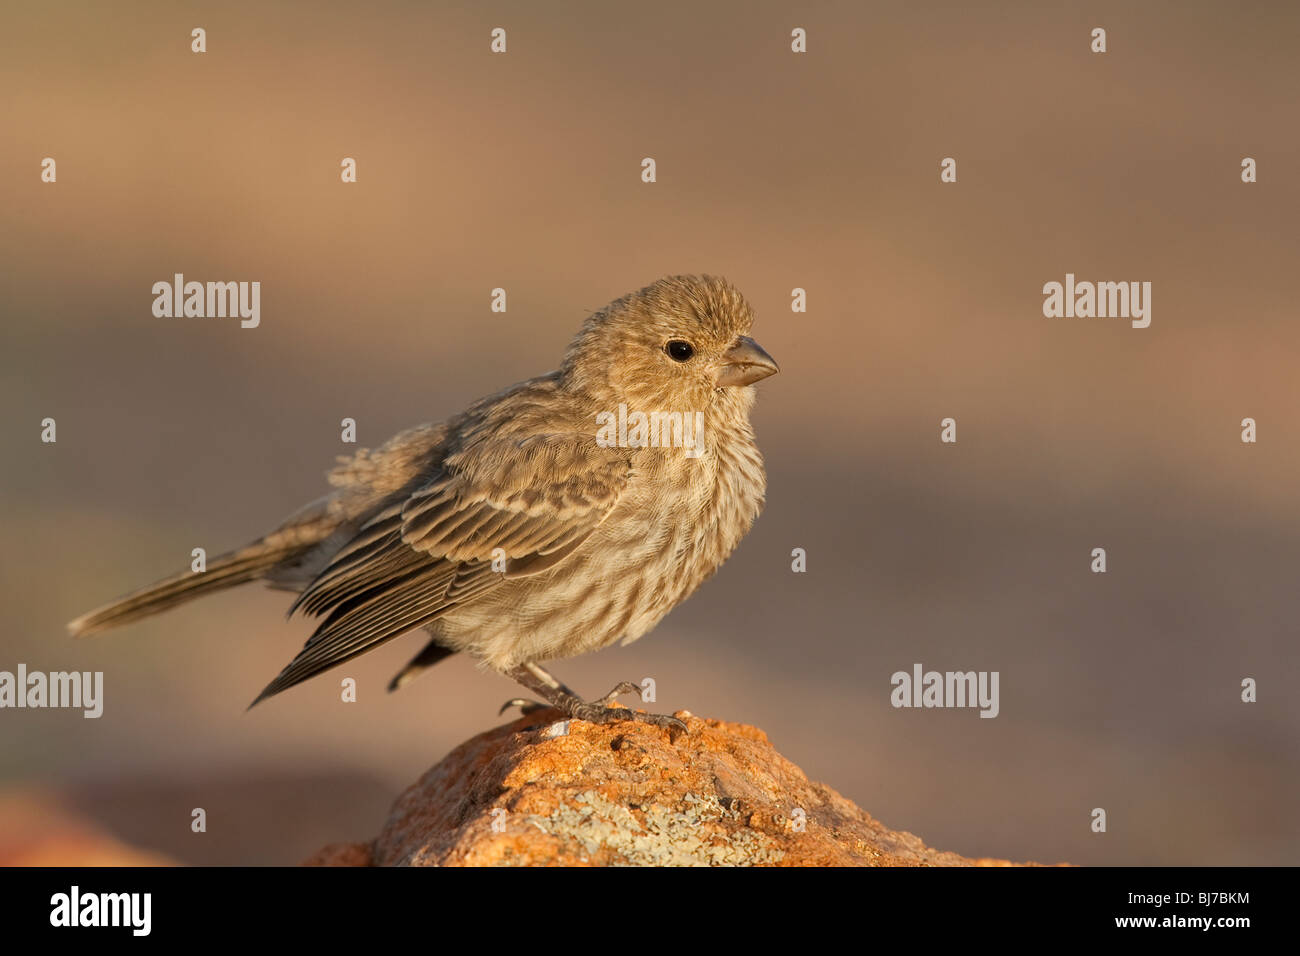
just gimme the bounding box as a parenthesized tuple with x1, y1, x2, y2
(68, 274, 779, 732)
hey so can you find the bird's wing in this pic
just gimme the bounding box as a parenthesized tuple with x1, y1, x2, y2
(251, 434, 631, 704)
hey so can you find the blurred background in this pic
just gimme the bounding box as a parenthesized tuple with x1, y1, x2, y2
(2, 0, 1297, 865)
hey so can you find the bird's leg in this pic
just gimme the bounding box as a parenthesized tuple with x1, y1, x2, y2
(503, 663, 687, 735)
(497, 698, 551, 716)
(498, 661, 578, 715)
(497, 678, 635, 716)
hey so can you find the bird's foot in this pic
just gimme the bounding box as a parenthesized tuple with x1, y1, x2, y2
(568, 700, 687, 736)
(577, 681, 686, 733)
(500, 693, 686, 735)
(504, 664, 688, 738)
(591, 681, 641, 706)
(499, 697, 552, 716)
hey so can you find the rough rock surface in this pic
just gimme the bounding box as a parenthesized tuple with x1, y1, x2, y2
(306, 708, 1031, 867)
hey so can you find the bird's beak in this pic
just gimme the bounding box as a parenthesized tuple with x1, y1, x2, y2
(715, 336, 780, 387)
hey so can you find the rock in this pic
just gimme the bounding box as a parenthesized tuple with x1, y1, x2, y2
(309, 709, 1039, 867)
(302, 842, 375, 867)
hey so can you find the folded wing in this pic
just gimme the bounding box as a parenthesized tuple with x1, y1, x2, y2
(251, 434, 630, 705)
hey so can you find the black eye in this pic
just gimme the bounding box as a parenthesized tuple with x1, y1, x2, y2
(665, 340, 694, 362)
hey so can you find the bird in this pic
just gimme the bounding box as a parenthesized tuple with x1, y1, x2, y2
(68, 274, 779, 733)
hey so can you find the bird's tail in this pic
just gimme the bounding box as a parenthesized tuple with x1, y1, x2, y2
(67, 540, 312, 637)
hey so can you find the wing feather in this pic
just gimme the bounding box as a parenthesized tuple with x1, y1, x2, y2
(252, 435, 631, 705)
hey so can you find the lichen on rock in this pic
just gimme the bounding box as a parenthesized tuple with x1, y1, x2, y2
(305, 708, 1034, 867)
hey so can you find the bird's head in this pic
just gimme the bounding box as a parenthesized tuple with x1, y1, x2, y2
(561, 274, 779, 418)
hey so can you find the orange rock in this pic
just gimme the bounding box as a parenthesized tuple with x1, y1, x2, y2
(302, 842, 373, 866)
(313, 710, 1047, 866)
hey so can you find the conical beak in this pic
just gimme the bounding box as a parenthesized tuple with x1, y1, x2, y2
(715, 336, 780, 387)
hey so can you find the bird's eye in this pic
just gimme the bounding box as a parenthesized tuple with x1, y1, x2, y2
(665, 340, 695, 362)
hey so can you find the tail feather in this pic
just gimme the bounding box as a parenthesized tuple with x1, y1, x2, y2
(68, 543, 310, 637)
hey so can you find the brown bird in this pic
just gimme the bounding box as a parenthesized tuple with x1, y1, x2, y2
(68, 275, 778, 732)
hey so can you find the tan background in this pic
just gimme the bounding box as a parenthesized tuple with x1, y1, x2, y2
(2, 0, 1297, 865)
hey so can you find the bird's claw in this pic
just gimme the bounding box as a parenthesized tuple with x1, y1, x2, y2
(499, 697, 551, 716)
(569, 701, 687, 737)
(585, 681, 685, 735)
(504, 666, 688, 738)
(592, 680, 641, 706)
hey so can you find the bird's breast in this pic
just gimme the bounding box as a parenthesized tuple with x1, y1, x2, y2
(439, 427, 765, 671)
